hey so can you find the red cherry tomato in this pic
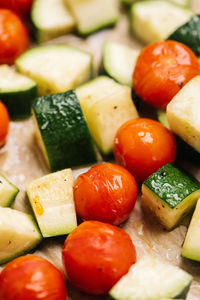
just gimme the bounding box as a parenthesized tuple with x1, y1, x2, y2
(0, 0, 33, 16)
(73, 163, 138, 225)
(114, 118, 176, 182)
(0, 101, 9, 146)
(133, 40, 200, 108)
(62, 220, 136, 295)
(0, 255, 67, 300)
(0, 9, 29, 65)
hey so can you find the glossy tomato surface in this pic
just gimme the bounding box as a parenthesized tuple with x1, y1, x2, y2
(0, 101, 9, 147)
(0, 9, 29, 64)
(62, 220, 136, 295)
(114, 118, 176, 182)
(73, 163, 137, 225)
(0, 255, 67, 300)
(133, 40, 200, 108)
(0, 0, 33, 16)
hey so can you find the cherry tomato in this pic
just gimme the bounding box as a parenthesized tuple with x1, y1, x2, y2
(0, 9, 29, 65)
(114, 118, 176, 182)
(0, 0, 33, 16)
(133, 40, 200, 108)
(0, 255, 67, 300)
(62, 220, 136, 295)
(0, 101, 9, 146)
(73, 163, 138, 225)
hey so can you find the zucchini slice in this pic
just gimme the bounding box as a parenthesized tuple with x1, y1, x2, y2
(76, 76, 139, 154)
(32, 90, 97, 171)
(15, 45, 93, 96)
(182, 198, 200, 262)
(130, 0, 194, 44)
(65, 0, 120, 35)
(168, 15, 200, 57)
(31, 0, 75, 43)
(103, 41, 140, 87)
(0, 65, 37, 119)
(0, 174, 19, 207)
(26, 169, 77, 238)
(121, 0, 191, 7)
(167, 76, 200, 154)
(0, 207, 42, 265)
(109, 255, 193, 300)
(142, 163, 200, 230)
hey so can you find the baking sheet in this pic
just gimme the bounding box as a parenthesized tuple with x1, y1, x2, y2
(0, 0, 200, 299)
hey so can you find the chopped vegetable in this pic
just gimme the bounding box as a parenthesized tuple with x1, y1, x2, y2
(0, 173, 19, 207)
(0, 101, 9, 147)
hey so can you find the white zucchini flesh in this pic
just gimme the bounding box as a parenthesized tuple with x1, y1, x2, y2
(15, 45, 93, 96)
(131, 0, 194, 44)
(167, 76, 200, 154)
(26, 169, 77, 238)
(109, 255, 193, 300)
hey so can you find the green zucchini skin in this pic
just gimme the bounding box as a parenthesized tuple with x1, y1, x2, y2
(32, 90, 97, 172)
(0, 86, 37, 120)
(168, 15, 200, 57)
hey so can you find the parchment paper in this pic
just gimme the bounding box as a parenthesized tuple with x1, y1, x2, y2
(0, 0, 200, 299)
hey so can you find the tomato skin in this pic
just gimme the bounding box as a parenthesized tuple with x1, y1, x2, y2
(73, 163, 137, 225)
(62, 220, 136, 295)
(0, 9, 29, 65)
(133, 40, 200, 108)
(0, 0, 33, 16)
(114, 118, 176, 182)
(0, 101, 9, 146)
(0, 255, 67, 300)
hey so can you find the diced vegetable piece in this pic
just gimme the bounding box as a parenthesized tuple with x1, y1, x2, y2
(32, 90, 97, 171)
(182, 198, 200, 261)
(26, 168, 77, 238)
(0, 207, 42, 265)
(31, 0, 75, 43)
(15, 45, 93, 96)
(167, 76, 200, 154)
(103, 41, 140, 87)
(168, 15, 200, 57)
(130, 0, 194, 44)
(65, 0, 119, 35)
(157, 109, 170, 129)
(121, 0, 191, 6)
(76, 76, 139, 154)
(109, 255, 193, 300)
(0, 65, 37, 119)
(0, 174, 19, 207)
(141, 163, 200, 230)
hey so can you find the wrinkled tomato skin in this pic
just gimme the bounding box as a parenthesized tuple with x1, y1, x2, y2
(0, 0, 33, 16)
(62, 221, 136, 295)
(0, 255, 67, 300)
(0, 9, 29, 65)
(114, 118, 176, 182)
(73, 163, 138, 225)
(133, 40, 200, 108)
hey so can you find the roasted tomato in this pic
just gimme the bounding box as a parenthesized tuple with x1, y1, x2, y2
(0, 255, 67, 300)
(62, 220, 136, 295)
(114, 118, 176, 182)
(73, 163, 137, 225)
(133, 40, 200, 108)
(0, 101, 9, 146)
(0, 9, 29, 65)
(0, 0, 33, 16)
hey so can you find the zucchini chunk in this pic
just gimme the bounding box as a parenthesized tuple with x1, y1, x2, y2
(102, 41, 140, 87)
(31, 0, 75, 43)
(76, 76, 139, 155)
(26, 169, 77, 238)
(0, 207, 42, 265)
(0, 174, 19, 207)
(65, 0, 119, 35)
(168, 15, 200, 57)
(109, 255, 193, 300)
(121, 0, 191, 6)
(32, 90, 97, 171)
(167, 76, 200, 154)
(15, 45, 93, 96)
(130, 0, 194, 44)
(0, 65, 37, 119)
(141, 163, 200, 230)
(182, 198, 200, 262)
